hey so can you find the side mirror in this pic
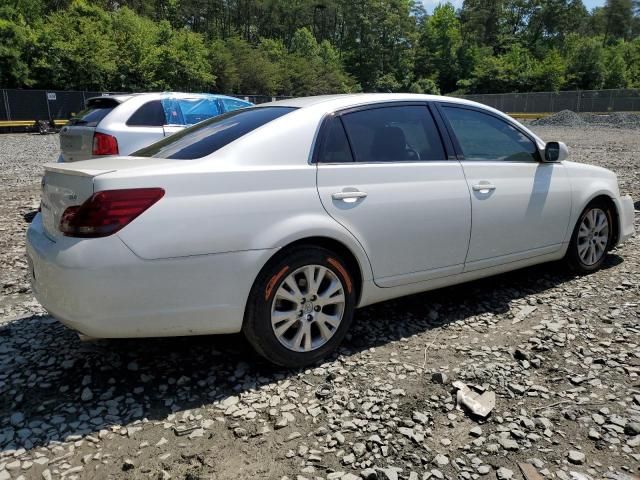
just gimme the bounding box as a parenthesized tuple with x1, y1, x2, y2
(544, 141, 569, 162)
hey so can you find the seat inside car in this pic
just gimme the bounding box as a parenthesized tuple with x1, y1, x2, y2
(370, 126, 413, 161)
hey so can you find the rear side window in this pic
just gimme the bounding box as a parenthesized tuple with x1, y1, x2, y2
(222, 98, 252, 112)
(133, 107, 296, 160)
(317, 117, 354, 163)
(441, 106, 538, 161)
(126, 100, 165, 127)
(340, 105, 446, 162)
(69, 98, 118, 127)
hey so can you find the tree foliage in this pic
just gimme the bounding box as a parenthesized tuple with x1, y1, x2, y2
(0, 0, 638, 94)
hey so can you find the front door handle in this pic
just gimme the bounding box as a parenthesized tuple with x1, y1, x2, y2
(472, 183, 496, 192)
(332, 191, 368, 201)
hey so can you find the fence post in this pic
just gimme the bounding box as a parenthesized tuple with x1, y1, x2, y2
(609, 90, 613, 112)
(3, 89, 11, 121)
(45, 92, 52, 121)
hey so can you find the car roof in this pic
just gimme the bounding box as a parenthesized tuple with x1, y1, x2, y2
(261, 93, 487, 112)
(86, 92, 252, 104)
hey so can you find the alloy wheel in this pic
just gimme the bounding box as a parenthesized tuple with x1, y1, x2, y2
(577, 208, 609, 266)
(270, 265, 346, 352)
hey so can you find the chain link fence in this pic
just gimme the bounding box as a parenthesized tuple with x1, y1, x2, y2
(3, 88, 639, 129)
(459, 88, 640, 113)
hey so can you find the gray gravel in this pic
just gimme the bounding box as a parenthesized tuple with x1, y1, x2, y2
(531, 110, 640, 129)
(0, 128, 639, 480)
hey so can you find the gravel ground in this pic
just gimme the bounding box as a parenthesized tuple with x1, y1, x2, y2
(531, 110, 640, 129)
(0, 127, 639, 480)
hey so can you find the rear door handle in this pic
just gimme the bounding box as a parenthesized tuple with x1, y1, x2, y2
(332, 191, 368, 201)
(472, 183, 496, 192)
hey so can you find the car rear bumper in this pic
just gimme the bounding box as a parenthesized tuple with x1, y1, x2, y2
(617, 194, 635, 246)
(26, 214, 271, 338)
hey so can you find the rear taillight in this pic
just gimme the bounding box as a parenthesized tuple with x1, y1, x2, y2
(60, 188, 165, 238)
(92, 132, 119, 155)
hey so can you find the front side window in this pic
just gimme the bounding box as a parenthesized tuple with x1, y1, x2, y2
(340, 105, 446, 162)
(441, 106, 538, 162)
(133, 106, 296, 160)
(127, 100, 165, 127)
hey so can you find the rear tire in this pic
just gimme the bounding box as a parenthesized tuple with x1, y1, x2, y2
(565, 200, 613, 274)
(243, 246, 356, 367)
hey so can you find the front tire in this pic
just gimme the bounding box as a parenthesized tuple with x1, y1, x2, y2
(565, 201, 613, 274)
(243, 246, 356, 367)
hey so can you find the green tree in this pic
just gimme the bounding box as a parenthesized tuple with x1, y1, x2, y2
(111, 7, 159, 91)
(143, 21, 214, 91)
(532, 49, 567, 91)
(603, 0, 634, 41)
(0, 7, 35, 87)
(604, 45, 628, 87)
(415, 3, 462, 93)
(621, 37, 640, 87)
(209, 39, 240, 93)
(460, 0, 504, 50)
(290, 27, 319, 57)
(374, 73, 402, 92)
(33, 0, 118, 90)
(408, 77, 440, 94)
(225, 36, 280, 95)
(564, 34, 607, 89)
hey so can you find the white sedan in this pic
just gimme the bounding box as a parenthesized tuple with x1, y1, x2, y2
(27, 94, 635, 366)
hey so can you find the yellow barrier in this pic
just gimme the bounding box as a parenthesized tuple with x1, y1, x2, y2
(0, 120, 36, 127)
(0, 119, 69, 128)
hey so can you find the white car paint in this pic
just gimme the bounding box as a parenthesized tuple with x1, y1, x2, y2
(461, 160, 572, 270)
(27, 93, 635, 340)
(317, 161, 471, 286)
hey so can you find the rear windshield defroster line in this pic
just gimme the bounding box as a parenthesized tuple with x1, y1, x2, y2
(132, 107, 297, 160)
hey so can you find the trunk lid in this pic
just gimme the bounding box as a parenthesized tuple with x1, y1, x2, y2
(59, 125, 96, 162)
(60, 97, 121, 162)
(40, 157, 175, 241)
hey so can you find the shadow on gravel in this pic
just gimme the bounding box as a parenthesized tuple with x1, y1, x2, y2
(22, 210, 37, 223)
(0, 254, 624, 453)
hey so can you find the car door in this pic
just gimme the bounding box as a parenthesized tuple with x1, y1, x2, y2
(437, 103, 572, 271)
(315, 103, 472, 288)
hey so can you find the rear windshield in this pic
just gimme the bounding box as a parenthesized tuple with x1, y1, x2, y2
(133, 106, 296, 160)
(69, 98, 119, 127)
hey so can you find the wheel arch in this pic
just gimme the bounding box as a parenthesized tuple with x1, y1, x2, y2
(246, 234, 370, 319)
(582, 193, 620, 247)
(282, 236, 365, 303)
